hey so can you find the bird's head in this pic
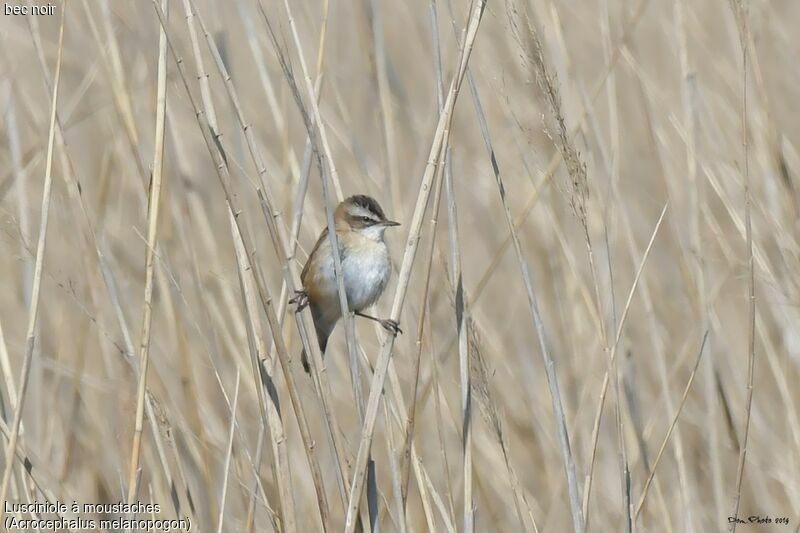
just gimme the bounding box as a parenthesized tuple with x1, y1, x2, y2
(336, 195, 400, 241)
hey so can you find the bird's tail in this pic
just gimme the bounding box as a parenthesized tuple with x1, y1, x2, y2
(300, 334, 329, 374)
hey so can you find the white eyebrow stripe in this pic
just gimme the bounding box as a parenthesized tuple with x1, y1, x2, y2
(350, 205, 378, 219)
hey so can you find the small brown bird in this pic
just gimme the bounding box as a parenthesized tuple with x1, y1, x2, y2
(294, 195, 402, 372)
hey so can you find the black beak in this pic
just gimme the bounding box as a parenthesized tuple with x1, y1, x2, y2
(382, 220, 401, 227)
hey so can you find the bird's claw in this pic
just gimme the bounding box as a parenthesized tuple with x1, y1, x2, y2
(380, 319, 402, 336)
(290, 289, 309, 312)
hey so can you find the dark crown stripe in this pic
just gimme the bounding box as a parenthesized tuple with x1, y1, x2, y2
(348, 194, 386, 220)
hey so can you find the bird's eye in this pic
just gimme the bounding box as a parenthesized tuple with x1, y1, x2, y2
(361, 216, 371, 223)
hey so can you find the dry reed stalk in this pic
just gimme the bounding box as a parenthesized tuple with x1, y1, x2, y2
(583, 202, 668, 520)
(80, 0, 147, 186)
(364, 305, 453, 531)
(444, 101, 474, 533)
(400, 157, 446, 527)
(396, 4, 449, 521)
(317, 4, 504, 525)
(0, 415, 62, 507)
(0, 355, 23, 502)
(140, 105, 218, 524)
(359, 345, 460, 531)
(116, 133, 205, 526)
(233, 2, 332, 525)
(513, 11, 609, 527)
(417, 394, 440, 530)
(636, 331, 708, 518)
(471, 0, 651, 303)
(125, 0, 170, 506)
(234, 0, 301, 181)
(274, 9, 371, 506)
(432, 5, 535, 530)
(367, 9, 455, 530)
(400, 0, 654, 452)
(157, 394, 199, 524)
(255, 3, 358, 511)
(20, 72, 185, 522)
(181, 2, 299, 529)
(398, 68, 445, 532)
(365, 335, 445, 531)
(430, 322, 457, 528)
(368, 0, 401, 217)
(596, 9, 634, 532)
(570, 57, 660, 532)
(382, 396, 406, 533)
(98, 1, 141, 150)
(271, 1, 355, 367)
(613, 200, 680, 529)
(0, 79, 166, 522)
(451, 73, 538, 533)
(151, 2, 341, 527)
(419, 458, 457, 533)
(612, 53, 700, 528)
(493, 11, 677, 525)
(343, 2, 487, 530)
(381, 333, 457, 532)
(432, 2, 475, 530)
(466, 51, 585, 533)
(23, 13, 170, 503)
(0, 307, 17, 423)
(239, 0, 326, 336)
(672, 4, 701, 528)
(231, 217, 297, 531)
(216, 371, 241, 533)
(4, 89, 32, 303)
(151, 267, 200, 514)
(466, 315, 533, 532)
(729, 1, 756, 531)
(277, 0, 344, 201)
(0, 3, 67, 521)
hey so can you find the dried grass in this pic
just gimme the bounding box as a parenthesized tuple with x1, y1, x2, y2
(0, 0, 797, 531)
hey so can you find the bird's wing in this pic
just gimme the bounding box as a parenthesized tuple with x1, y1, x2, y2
(301, 226, 329, 282)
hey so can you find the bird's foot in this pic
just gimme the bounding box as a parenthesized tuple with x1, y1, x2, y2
(354, 311, 402, 335)
(289, 289, 309, 312)
(379, 318, 403, 336)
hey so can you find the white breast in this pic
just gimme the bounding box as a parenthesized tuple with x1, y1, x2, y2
(309, 234, 392, 315)
(342, 241, 391, 311)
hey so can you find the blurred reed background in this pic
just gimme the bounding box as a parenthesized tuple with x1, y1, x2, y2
(0, 0, 798, 531)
